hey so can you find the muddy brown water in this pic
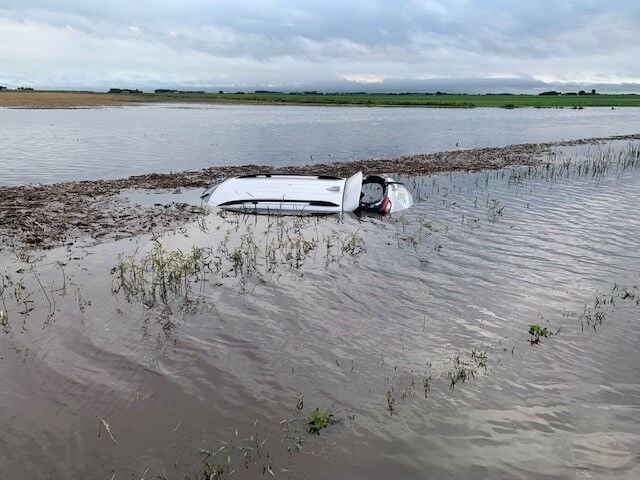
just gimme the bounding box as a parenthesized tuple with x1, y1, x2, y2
(1, 142, 640, 479)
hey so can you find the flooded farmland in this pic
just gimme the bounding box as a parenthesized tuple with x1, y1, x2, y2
(1, 140, 639, 479)
(2, 104, 640, 186)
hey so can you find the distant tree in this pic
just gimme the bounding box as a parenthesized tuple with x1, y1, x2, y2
(578, 90, 587, 95)
(218, 90, 223, 94)
(0, 85, 6, 91)
(108, 88, 142, 94)
(539, 91, 560, 96)
(591, 89, 596, 95)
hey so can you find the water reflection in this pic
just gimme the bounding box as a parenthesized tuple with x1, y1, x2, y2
(2, 104, 640, 185)
(1, 144, 640, 478)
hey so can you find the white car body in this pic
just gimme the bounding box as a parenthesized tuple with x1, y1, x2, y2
(203, 171, 413, 215)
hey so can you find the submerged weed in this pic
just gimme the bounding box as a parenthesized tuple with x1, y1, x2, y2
(528, 324, 551, 345)
(487, 199, 505, 221)
(423, 375, 432, 398)
(448, 349, 489, 390)
(508, 142, 640, 187)
(196, 432, 274, 480)
(577, 283, 639, 331)
(0, 255, 75, 329)
(111, 218, 366, 309)
(470, 349, 488, 367)
(387, 390, 396, 415)
(0, 309, 7, 332)
(393, 215, 437, 249)
(111, 240, 214, 307)
(448, 364, 475, 389)
(307, 407, 334, 434)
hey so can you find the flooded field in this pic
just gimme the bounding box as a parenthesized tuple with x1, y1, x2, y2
(2, 104, 640, 186)
(1, 141, 639, 479)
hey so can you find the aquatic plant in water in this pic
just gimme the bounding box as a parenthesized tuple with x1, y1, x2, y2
(196, 432, 277, 479)
(577, 283, 640, 331)
(0, 254, 77, 330)
(528, 324, 550, 345)
(448, 349, 488, 390)
(387, 390, 396, 415)
(112, 215, 367, 306)
(111, 240, 215, 307)
(307, 407, 334, 434)
(507, 142, 640, 187)
(392, 215, 437, 249)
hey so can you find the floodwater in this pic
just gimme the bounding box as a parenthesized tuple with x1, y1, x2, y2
(1, 142, 639, 479)
(2, 104, 640, 185)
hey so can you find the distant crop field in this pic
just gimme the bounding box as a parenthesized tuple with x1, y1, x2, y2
(206, 92, 640, 108)
(1, 90, 639, 108)
(0, 91, 146, 108)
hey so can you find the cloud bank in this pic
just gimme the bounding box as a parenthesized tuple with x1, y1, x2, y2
(0, 1, 639, 91)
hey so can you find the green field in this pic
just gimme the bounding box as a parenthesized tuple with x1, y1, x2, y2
(141, 92, 640, 108)
(3, 89, 640, 108)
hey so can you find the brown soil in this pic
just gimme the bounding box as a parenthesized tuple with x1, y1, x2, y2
(0, 91, 149, 109)
(1, 133, 638, 251)
(0, 91, 338, 109)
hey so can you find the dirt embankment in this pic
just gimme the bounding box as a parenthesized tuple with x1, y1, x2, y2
(1, 134, 639, 251)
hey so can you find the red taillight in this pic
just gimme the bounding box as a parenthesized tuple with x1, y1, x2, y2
(379, 196, 392, 214)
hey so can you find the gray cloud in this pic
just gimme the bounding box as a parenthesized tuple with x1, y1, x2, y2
(0, 1, 638, 91)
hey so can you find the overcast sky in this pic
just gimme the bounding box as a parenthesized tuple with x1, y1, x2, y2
(1, 1, 639, 92)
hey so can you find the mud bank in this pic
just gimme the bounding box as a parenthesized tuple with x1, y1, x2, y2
(1, 133, 638, 251)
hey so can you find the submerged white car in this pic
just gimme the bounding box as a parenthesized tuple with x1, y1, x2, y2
(202, 171, 413, 215)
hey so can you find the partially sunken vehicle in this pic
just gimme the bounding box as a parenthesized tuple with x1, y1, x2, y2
(202, 171, 413, 215)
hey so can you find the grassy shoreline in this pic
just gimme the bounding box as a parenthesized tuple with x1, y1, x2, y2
(1, 90, 640, 108)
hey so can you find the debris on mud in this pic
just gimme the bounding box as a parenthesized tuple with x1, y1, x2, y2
(0, 183, 205, 250)
(1, 133, 638, 251)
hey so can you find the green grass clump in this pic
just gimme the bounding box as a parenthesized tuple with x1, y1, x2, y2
(307, 408, 334, 434)
(528, 324, 551, 344)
